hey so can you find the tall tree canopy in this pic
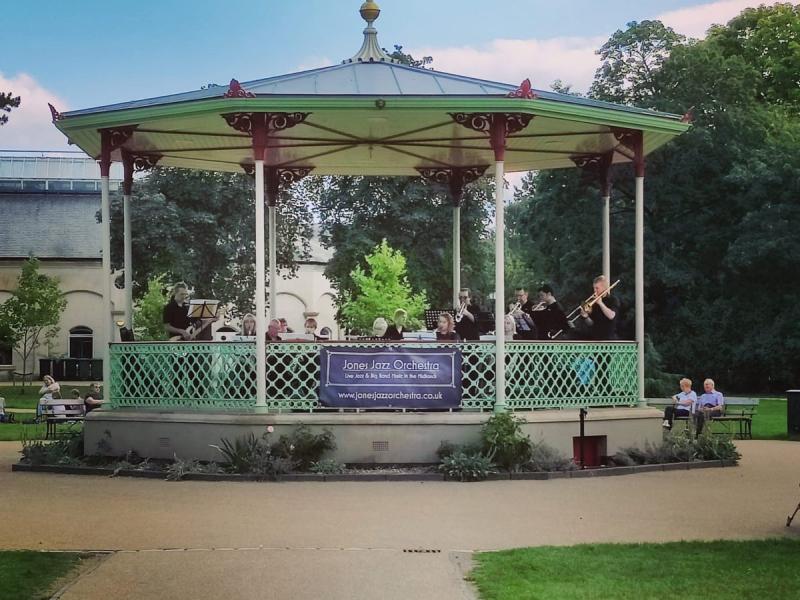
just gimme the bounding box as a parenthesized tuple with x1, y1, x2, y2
(110, 168, 313, 315)
(510, 4, 800, 392)
(0, 91, 21, 126)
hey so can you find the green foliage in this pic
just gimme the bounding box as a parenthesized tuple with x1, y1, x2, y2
(20, 430, 84, 466)
(480, 412, 532, 472)
(339, 240, 429, 333)
(210, 433, 262, 474)
(613, 430, 740, 465)
(510, 5, 800, 392)
(210, 427, 293, 478)
(0, 90, 21, 126)
(0, 551, 85, 600)
(109, 167, 313, 314)
(0, 258, 67, 386)
(165, 455, 201, 481)
(526, 441, 577, 472)
(271, 423, 336, 471)
(133, 274, 170, 341)
(310, 458, 346, 475)
(438, 451, 496, 482)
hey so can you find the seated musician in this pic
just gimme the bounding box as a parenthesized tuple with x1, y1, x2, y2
(454, 288, 481, 341)
(278, 317, 294, 334)
(695, 378, 725, 435)
(241, 313, 257, 337)
(304, 317, 318, 338)
(163, 282, 191, 341)
(662, 378, 697, 430)
(503, 314, 516, 341)
(267, 319, 282, 342)
(579, 276, 619, 340)
(383, 309, 408, 340)
(510, 288, 536, 340)
(372, 317, 389, 338)
(436, 313, 461, 342)
(534, 284, 568, 340)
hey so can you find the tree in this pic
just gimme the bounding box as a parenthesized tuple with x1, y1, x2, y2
(133, 274, 171, 341)
(0, 258, 66, 390)
(109, 167, 313, 316)
(0, 91, 21, 126)
(589, 20, 685, 105)
(340, 240, 428, 333)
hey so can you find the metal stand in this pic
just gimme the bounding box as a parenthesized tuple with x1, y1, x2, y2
(787, 483, 800, 527)
(579, 407, 588, 469)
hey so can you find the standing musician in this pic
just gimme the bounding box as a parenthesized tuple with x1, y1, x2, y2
(454, 288, 481, 341)
(510, 287, 537, 340)
(384, 308, 408, 340)
(533, 284, 568, 340)
(579, 275, 619, 340)
(163, 282, 194, 341)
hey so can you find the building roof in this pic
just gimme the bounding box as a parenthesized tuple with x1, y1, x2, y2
(0, 194, 101, 259)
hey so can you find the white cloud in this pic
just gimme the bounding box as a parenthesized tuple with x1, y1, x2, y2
(0, 72, 71, 150)
(657, 0, 784, 39)
(412, 35, 606, 94)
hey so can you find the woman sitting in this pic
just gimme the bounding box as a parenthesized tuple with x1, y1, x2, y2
(662, 377, 697, 430)
(36, 375, 61, 421)
(383, 309, 408, 340)
(435, 313, 461, 342)
(240, 313, 257, 337)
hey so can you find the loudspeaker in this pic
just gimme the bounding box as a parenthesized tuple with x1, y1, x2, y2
(788, 390, 800, 438)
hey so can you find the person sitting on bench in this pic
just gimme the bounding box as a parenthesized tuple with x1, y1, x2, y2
(36, 375, 61, 421)
(83, 382, 104, 413)
(663, 377, 697, 430)
(695, 378, 725, 434)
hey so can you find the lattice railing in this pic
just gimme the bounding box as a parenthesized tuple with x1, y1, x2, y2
(109, 341, 638, 411)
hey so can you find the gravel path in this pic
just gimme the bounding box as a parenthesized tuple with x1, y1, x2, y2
(2, 440, 798, 599)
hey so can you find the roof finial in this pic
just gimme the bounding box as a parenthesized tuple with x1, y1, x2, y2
(343, 1, 397, 64)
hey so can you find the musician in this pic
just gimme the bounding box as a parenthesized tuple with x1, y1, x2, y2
(534, 284, 568, 340)
(267, 319, 282, 342)
(510, 287, 537, 340)
(241, 313, 257, 337)
(163, 283, 192, 341)
(436, 313, 461, 342)
(384, 309, 408, 340)
(579, 276, 619, 340)
(454, 288, 481, 341)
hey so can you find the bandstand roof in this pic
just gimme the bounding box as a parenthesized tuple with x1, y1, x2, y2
(52, 3, 689, 176)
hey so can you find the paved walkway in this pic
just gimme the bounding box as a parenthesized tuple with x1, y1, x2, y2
(2, 440, 799, 599)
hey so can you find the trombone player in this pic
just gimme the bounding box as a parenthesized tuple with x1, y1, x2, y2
(509, 287, 537, 340)
(580, 275, 619, 340)
(454, 288, 481, 341)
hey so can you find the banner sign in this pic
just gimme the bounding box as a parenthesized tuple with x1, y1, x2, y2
(319, 346, 462, 408)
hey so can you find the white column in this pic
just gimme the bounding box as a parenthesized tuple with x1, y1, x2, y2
(123, 193, 133, 327)
(602, 194, 611, 283)
(100, 176, 112, 391)
(635, 176, 645, 404)
(452, 205, 461, 307)
(494, 160, 506, 412)
(254, 161, 267, 409)
(268, 205, 277, 322)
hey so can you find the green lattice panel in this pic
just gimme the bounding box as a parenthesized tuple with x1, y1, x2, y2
(110, 342, 257, 410)
(505, 342, 638, 409)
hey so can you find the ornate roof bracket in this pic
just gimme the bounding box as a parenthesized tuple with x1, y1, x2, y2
(450, 112, 534, 161)
(571, 152, 613, 196)
(98, 126, 137, 175)
(122, 150, 162, 194)
(240, 164, 314, 206)
(222, 112, 310, 136)
(416, 165, 489, 207)
(612, 127, 644, 177)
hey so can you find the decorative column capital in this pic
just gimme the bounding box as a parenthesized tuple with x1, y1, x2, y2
(450, 112, 533, 162)
(571, 152, 613, 196)
(122, 150, 162, 194)
(99, 126, 137, 176)
(242, 165, 314, 206)
(416, 165, 489, 207)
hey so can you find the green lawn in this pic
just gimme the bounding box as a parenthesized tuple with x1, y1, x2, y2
(0, 421, 82, 442)
(0, 385, 90, 410)
(471, 538, 800, 600)
(0, 551, 85, 600)
(751, 398, 788, 440)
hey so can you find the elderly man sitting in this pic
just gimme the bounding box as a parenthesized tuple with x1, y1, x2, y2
(695, 378, 725, 434)
(663, 377, 697, 430)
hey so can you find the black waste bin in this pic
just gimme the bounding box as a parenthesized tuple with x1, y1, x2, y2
(39, 358, 53, 378)
(788, 390, 800, 439)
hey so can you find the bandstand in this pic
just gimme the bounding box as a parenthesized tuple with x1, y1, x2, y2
(50, 2, 689, 463)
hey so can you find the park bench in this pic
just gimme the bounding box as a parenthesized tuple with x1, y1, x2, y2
(41, 398, 85, 438)
(0, 365, 15, 381)
(646, 397, 758, 439)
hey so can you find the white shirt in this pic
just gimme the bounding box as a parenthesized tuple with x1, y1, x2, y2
(673, 390, 697, 414)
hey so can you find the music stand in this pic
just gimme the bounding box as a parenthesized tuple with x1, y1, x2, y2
(424, 309, 455, 331)
(188, 300, 220, 320)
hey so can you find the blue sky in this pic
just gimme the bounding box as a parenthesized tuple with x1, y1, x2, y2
(0, 0, 777, 149)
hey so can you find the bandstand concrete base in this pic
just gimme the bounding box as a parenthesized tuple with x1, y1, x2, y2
(84, 407, 663, 464)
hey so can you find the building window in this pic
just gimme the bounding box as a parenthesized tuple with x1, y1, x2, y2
(0, 342, 12, 365)
(69, 326, 94, 359)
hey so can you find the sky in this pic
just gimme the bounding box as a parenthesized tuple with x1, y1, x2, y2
(0, 0, 784, 151)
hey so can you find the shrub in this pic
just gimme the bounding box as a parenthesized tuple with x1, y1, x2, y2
(211, 427, 293, 478)
(211, 433, 262, 474)
(271, 424, 336, 471)
(612, 430, 740, 466)
(525, 441, 576, 472)
(694, 431, 741, 462)
(481, 412, 532, 472)
(310, 459, 346, 474)
(439, 451, 496, 482)
(166, 455, 200, 481)
(20, 430, 84, 466)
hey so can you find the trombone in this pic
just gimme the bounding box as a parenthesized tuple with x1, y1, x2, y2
(506, 302, 521, 318)
(455, 302, 467, 323)
(550, 279, 620, 339)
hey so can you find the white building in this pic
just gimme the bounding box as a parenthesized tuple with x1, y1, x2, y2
(0, 152, 338, 379)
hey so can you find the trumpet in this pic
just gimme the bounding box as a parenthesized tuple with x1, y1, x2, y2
(455, 302, 467, 323)
(506, 302, 522, 317)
